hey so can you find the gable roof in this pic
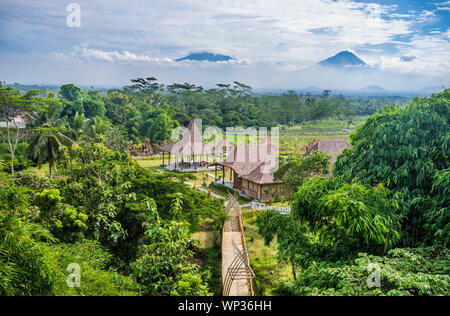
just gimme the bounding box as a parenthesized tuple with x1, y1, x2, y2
(303, 140, 350, 163)
(225, 143, 276, 164)
(216, 142, 277, 176)
(241, 161, 281, 185)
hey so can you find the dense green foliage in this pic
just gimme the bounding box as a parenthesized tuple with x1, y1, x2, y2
(256, 91, 449, 296)
(3, 80, 411, 152)
(292, 177, 402, 253)
(0, 92, 227, 296)
(131, 200, 211, 295)
(277, 246, 449, 296)
(0, 170, 141, 296)
(121, 79, 411, 131)
(334, 90, 449, 246)
(257, 178, 402, 277)
(1, 82, 447, 296)
(274, 151, 331, 198)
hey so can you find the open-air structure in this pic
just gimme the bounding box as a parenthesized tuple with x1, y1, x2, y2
(159, 118, 215, 171)
(214, 138, 234, 157)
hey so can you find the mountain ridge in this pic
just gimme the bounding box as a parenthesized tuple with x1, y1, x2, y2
(176, 52, 235, 62)
(318, 50, 367, 68)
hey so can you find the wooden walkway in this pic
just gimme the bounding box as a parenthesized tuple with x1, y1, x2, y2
(222, 194, 255, 296)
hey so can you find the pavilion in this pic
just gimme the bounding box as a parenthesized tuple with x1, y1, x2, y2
(213, 138, 234, 158)
(159, 118, 215, 171)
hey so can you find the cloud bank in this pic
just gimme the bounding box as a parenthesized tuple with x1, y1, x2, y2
(0, 0, 448, 90)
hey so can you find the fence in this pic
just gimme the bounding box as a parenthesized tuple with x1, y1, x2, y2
(222, 193, 256, 296)
(249, 201, 291, 215)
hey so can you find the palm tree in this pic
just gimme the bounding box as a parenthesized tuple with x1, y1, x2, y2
(28, 102, 72, 180)
(69, 111, 90, 144)
(87, 117, 108, 140)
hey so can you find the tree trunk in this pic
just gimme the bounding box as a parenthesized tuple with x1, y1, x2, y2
(291, 259, 297, 281)
(5, 117, 22, 176)
(49, 160, 53, 180)
(10, 151, 14, 175)
(5, 119, 14, 175)
(48, 144, 53, 180)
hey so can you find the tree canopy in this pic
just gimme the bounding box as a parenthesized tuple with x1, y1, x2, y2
(334, 90, 450, 246)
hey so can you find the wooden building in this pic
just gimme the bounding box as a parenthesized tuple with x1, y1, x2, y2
(303, 139, 350, 163)
(215, 138, 281, 200)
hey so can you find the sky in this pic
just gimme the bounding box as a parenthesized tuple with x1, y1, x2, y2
(0, 0, 449, 91)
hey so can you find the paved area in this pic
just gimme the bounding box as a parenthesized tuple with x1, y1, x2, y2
(165, 162, 212, 172)
(222, 199, 252, 296)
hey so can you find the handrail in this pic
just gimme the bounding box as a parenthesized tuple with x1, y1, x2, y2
(222, 193, 255, 296)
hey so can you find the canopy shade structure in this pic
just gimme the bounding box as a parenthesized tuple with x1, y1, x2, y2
(160, 118, 208, 156)
(159, 118, 218, 171)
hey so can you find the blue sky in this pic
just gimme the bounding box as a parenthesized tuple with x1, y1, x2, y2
(0, 0, 449, 90)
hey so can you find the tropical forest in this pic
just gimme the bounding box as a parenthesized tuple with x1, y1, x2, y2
(0, 80, 448, 296)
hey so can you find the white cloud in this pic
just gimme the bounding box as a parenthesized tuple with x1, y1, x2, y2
(72, 44, 175, 64)
(0, 0, 449, 86)
(375, 34, 450, 75)
(68, 44, 250, 68)
(435, 1, 450, 11)
(1, 0, 414, 65)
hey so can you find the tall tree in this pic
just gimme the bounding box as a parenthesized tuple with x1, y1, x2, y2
(28, 99, 72, 180)
(334, 90, 450, 246)
(274, 151, 330, 199)
(69, 111, 90, 144)
(0, 84, 37, 175)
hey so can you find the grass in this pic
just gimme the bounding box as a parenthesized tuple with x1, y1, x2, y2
(242, 208, 292, 296)
(200, 242, 222, 296)
(278, 118, 363, 154)
(192, 217, 222, 296)
(134, 156, 164, 172)
(28, 163, 67, 179)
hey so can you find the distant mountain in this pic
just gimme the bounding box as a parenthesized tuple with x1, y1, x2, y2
(318, 50, 367, 68)
(360, 85, 389, 93)
(176, 52, 234, 62)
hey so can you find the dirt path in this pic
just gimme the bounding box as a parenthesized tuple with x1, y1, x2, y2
(222, 199, 253, 296)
